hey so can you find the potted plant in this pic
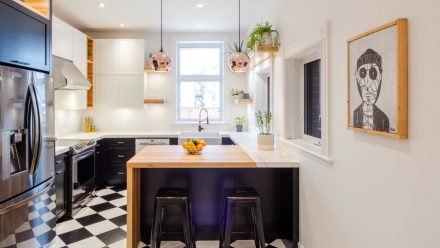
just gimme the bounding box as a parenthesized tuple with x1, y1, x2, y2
(255, 110, 273, 150)
(247, 22, 280, 54)
(235, 117, 246, 132)
(230, 88, 245, 100)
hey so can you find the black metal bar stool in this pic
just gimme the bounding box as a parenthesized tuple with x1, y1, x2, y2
(220, 187, 265, 248)
(150, 187, 195, 248)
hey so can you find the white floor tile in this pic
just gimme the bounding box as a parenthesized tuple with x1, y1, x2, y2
(85, 220, 119, 235)
(119, 190, 127, 196)
(50, 236, 66, 248)
(109, 197, 127, 207)
(230, 240, 256, 248)
(160, 241, 186, 248)
(96, 188, 116, 196)
(31, 223, 51, 236)
(271, 239, 287, 248)
(98, 207, 126, 219)
(16, 222, 31, 232)
(56, 219, 83, 235)
(68, 236, 106, 248)
(197, 240, 220, 248)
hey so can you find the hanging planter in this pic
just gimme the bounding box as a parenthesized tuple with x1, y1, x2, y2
(247, 22, 280, 54)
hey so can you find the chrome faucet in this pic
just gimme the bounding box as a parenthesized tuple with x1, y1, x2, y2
(198, 108, 209, 132)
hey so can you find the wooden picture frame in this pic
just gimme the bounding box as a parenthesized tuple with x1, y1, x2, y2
(347, 19, 408, 139)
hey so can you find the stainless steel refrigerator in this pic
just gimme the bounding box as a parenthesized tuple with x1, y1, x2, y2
(0, 65, 56, 247)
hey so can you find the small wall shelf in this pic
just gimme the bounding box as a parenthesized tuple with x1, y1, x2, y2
(234, 98, 253, 104)
(87, 37, 94, 108)
(256, 45, 279, 53)
(144, 99, 166, 104)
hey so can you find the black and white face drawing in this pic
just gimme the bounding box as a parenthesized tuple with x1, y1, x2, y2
(353, 49, 390, 132)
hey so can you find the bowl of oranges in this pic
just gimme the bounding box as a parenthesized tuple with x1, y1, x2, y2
(182, 138, 207, 155)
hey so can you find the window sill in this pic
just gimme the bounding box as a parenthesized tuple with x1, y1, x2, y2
(280, 138, 333, 164)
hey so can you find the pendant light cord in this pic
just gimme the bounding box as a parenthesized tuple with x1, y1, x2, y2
(160, 0, 164, 52)
(238, 0, 241, 51)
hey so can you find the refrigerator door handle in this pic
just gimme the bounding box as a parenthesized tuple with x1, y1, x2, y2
(26, 82, 41, 175)
(0, 178, 54, 215)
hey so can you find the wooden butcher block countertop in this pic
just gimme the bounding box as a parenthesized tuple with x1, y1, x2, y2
(127, 145, 256, 168)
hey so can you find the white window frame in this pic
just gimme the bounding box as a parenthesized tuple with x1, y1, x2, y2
(176, 42, 224, 123)
(300, 52, 322, 145)
(282, 22, 332, 164)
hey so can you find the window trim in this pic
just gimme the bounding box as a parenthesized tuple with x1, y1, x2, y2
(282, 22, 332, 163)
(176, 42, 224, 123)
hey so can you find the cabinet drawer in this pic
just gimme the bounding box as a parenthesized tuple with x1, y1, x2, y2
(106, 139, 135, 148)
(109, 149, 134, 162)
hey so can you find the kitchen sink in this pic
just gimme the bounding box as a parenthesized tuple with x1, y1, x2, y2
(178, 131, 222, 145)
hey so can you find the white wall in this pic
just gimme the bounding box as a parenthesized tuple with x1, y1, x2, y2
(275, 0, 440, 247)
(85, 32, 248, 131)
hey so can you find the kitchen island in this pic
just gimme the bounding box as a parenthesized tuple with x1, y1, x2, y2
(127, 143, 299, 248)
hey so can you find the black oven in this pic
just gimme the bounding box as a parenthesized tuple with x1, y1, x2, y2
(70, 147, 95, 214)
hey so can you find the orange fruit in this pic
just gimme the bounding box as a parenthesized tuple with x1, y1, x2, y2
(197, 144, 204, 151)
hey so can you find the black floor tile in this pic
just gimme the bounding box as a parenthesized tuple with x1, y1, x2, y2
(119, 205, 127, 211)
(101, 193, 125, 201)
(96, 228, 126, 245)
(15, 229, 34, 243)
(58, 228, 93, 245)
(109, 215, 126, 226)
(89, 202, 116, 212)
(110, 185, 126, 192)
(76, 213, 106, 226)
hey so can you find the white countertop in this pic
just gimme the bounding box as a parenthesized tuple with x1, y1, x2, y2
(56, 131, 299, 168)
(55, 146, 69, 156)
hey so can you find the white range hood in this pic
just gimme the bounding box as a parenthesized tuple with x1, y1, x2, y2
(52, 55, 91, 90)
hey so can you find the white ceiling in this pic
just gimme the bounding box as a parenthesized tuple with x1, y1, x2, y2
(53, 0, 278, 33)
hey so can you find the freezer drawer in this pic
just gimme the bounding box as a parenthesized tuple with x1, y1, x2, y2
(0, 178, 56, 247)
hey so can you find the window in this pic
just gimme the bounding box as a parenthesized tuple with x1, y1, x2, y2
(177, 42, 224, 122)
(304, 59, 321, 139)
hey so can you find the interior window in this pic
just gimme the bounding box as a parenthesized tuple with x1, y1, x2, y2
(304, 59, 321, 139)
(177, 42, 224, 122)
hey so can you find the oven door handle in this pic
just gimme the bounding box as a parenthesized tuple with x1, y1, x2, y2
(72, 149, 95, 162)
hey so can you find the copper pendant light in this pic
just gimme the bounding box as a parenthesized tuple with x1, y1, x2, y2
(228, 0, 250, 73)
(151, 0, 173, 72)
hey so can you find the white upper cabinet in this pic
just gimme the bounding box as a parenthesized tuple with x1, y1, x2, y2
(95, 39, 145, 74)
(52, 15, 88, 76)
(72, 28, 87, 76)
(94, 39, 145, 108)
(95, 74, 120, 108)
(119, 39, 145, 74)
(95, 39, 120, 74)
(52, 16, 73, 61)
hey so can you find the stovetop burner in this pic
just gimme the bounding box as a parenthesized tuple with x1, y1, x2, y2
(56, 139, 96, 155)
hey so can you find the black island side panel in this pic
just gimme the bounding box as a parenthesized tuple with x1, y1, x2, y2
(140, 168, 299, 247)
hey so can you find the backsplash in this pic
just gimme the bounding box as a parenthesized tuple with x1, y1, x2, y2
(55, 109, 85, 137)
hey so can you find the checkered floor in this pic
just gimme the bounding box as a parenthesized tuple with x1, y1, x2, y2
(53, 185, 287, 248)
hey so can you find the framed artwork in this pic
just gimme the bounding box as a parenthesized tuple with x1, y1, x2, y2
(347, 19, 408, 139)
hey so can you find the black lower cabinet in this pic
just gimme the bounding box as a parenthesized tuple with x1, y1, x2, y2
(95, 138, 135, 186)
(54, 152, 69, 221)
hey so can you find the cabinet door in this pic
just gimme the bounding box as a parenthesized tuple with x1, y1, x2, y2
(119, 39, 144, 74)
(0, 0, 50, 72)
(95, 39, 120, 74)
(72, 28, 87, 76)
(119, 74, 144, 108)
(95, 75, 119, 108)
(52, 16, 73, 61)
